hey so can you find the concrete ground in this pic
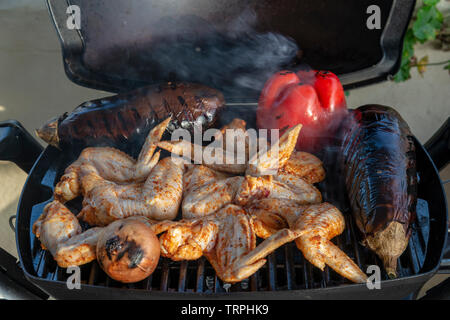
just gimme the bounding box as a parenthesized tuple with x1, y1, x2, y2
(0, 1, 449, 298)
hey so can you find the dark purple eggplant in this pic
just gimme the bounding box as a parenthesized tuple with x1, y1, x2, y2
(36, 82, 225, 155)
(339, 105, 417, 277)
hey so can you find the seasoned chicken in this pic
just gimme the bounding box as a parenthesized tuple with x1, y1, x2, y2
(280, 151, 326, 184)
(154, 201, 366, 284)
(158, 118, 325, 181)
(49, 117, 184, 226)
(54, 117, 170, 202)
(33, 201, 157, 268)
(247, 199, 368, 283)
(33, 201, 82, 256)
(246, 124, 302, 177)
(33, 200, 103, 267)
(180, 164, 240, 219)
(177, 122, 323, 219)
(235, 174, 322, 207)
(154, 204, 269, 283)
(36, 116, 363, 286)
(181, 168, 321, 219)
(54, 227, 102, 268)
(157, 216, 220, 261)
(77, 157, 184, 226)
(157, 122, 304, 177)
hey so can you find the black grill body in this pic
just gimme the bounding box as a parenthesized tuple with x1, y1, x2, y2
(4, 0, 449, 300)
(47, 0, 415, 96)
(15, 106, 448, 299)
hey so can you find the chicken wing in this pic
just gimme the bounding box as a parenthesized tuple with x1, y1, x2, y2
(33, 201, 157, 268)
(54, 117, 170, 202)
(235, 174, 322, 207)
(54, 227, 102, 268)
(154, 204, 269, 283)
(246, 199, 368, 283)
(32, 201, 82, 256)
(157, 121, 308, 176)
(77, 157, 184, 226)
(181, 165, 321, 219)
(280, 151, 326, 184)
(175, 121, 322, 219)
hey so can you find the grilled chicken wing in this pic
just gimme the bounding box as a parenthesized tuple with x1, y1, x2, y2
(33, 200, 104, 267)
(177, 122, 323, 219)
(77, 157, 184, 226)
(33, 201, 82, 256)
(158, 118, 325, 181)
(280, 151, 326, 184)
(33, 201, 158, 268)
(157, 217, 219, 261)
(54, 227, 102, 268)
(235, 174, 322, 207)
(154, 204, 268, 283)
(54, 117, 170, 202)
(50, 117, 184, 226)
(158, 122, 304, 176)
(247, 199, 367, 283)
(181, 169, 321, 219)
(181, 166, 321, 219)
(180, 164, 241, 219)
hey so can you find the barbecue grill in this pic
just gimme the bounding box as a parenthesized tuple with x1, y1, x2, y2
(0, 0, 449, 300)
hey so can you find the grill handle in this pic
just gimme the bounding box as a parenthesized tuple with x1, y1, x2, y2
(425, 117, 450, 275)
(425, 117, 450, 172)
(0, 248, 48, 300)
(0, 120, 43, 173)
(420, 277, 450, 300)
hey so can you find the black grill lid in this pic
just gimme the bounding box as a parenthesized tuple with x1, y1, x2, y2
(47, 0, 415, 99)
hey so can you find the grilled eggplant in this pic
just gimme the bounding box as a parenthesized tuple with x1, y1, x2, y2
(36, 82, 225, 154)
(339, 105, 417, 278)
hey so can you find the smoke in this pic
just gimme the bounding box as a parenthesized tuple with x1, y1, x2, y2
(85, 8, 299, 98)
(149, 31, 299, 97)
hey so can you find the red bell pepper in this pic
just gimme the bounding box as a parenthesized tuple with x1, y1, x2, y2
(257, 70, 347, 153)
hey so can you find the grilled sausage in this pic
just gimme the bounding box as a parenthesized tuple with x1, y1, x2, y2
(36, 82, 225, 155)
(339, 105, 417, 278)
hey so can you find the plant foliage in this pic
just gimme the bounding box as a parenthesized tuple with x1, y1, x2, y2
(394, 0, 444, 82)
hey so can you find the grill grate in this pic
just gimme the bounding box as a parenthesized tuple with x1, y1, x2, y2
(27, 106, 429, 294)
(29, 208, 422, 293)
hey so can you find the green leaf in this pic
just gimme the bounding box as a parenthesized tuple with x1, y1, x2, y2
(413, 5, 443, 42)
(394, 30, 416, 82)
(394, 0, 444, 82)
(423, 0, 440, 6)
(394, 68, 410, 82)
